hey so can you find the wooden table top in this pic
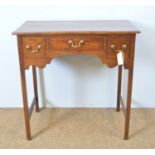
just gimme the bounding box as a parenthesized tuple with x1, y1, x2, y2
(12, 20, 140, 35)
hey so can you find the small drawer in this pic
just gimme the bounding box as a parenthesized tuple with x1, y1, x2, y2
(22, 37, 45, 59)
(46, 35, 106, 56)
(107, 35, 131, 66)
(107, 35, 130, 56)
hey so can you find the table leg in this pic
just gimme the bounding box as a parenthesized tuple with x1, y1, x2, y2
(116, 65, 122, 112)
(20, 67, 31, 140)
(32, 66, 39, 112)
(18, 36, 31, 140)
(124, 67, 134, 140)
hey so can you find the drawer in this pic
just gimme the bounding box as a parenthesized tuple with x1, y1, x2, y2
(22, 37, 45, 59)
(107, 35, 130, 56)
(46, 35, 106, 56)
(107, 35, 131, 66)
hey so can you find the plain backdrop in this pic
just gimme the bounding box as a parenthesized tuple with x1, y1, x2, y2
(0, 5, 155, 108)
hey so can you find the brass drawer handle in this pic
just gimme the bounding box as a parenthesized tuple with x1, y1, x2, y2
(68, 40, 85, 48)
(110, 44, 115, 51)
(122, 44, 127, 49)
(110, 44, 127, 52)
(25, 44, 42, 53)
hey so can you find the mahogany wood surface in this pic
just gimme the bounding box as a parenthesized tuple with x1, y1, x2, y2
(13, 20, 140, 140)
(13, 20, 140, 35)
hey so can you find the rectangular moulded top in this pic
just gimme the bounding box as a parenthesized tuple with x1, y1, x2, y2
(12, 20, 140, 35)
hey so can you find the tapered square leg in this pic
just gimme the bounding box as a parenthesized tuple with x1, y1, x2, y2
(116, 66, 122, 112)
(32, 66, 39, 112)
(124, 68, 134, 140)
(20, 67, 31, 140)
(18, 36, 31, 140)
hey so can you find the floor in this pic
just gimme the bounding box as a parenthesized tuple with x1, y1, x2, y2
(0, 108, 155, 148)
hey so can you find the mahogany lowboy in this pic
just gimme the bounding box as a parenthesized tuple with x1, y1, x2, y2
(13, 20, 140, 140)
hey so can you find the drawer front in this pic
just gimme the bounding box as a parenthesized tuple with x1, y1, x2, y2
(21, 35, 132, 69)
(107, 35, 131, 66)
(22, 37, 45, 59)
(46, 35, 106, 56)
